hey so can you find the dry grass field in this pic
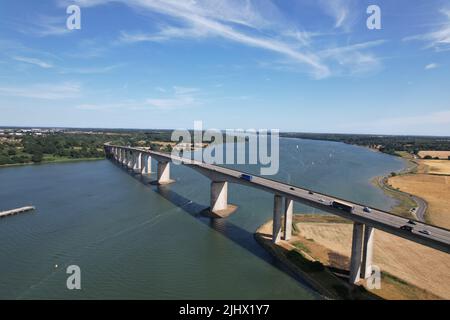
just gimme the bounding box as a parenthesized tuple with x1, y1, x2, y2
(388, 159, 450, 229)
(421, 160, 450, 175)
(418, 151, 450, 160)
(296, 221, 450, 299)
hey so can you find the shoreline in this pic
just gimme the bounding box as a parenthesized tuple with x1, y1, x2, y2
(254, 215, 444, 300)
(0, 157, 105, 168)
(370, 154, 428, 221)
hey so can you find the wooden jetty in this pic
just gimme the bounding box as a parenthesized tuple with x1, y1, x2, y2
(0, 206, 35, 218)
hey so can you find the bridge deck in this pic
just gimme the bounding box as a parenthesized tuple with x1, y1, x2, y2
(108, 145, 450, 254)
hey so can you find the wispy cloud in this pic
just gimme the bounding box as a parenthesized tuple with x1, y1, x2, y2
(318, 0, 357, 30)
(59, 64, 122, 74)
(0, 82, 81, 100)
(12, 56, 54, 68)
(404, 9, 450, 51)
(62, 0, 383, 78)
(342, 110, 450, 135)
(425, 63, 439, 70)
(147, 86, 201, 109)
(76, 0, 330, 78)
(76, 86, 201, 111)
(377, 111, 450, 127)
(20, 15, 69, 37)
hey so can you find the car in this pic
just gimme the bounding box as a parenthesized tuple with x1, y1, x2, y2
(363, 207, 371, 213)
(419, 230, 431, 235)
(290, 187, 295, 191)
(407, 220, 417, 225)
(319, 198, 325, 203)
(308, 191, 314, 195)
(400, 225, 413, 232)
(240, 174, 252, 182)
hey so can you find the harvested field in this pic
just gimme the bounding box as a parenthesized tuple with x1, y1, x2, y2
(418, 151, 450, 160)
(389, 174, 450, 229)
(296, 220, 450, 299)
(421, 160, 450, 175)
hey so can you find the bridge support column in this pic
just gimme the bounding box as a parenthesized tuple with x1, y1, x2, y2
(122, 150, 127, 166)
(133, 153, 142, 172)
(272, 195, 283, 243)
(120, 149, 125, 165)
(349, 222, 364, 284)
(361, 225, 375, 279)
(211, 181, 227, 212)
(142, 155, 151, 174)
(127, 151, 134, 169)
(208, 181, 237, 218)
(283, 198, 293, 241)
(156, 161, 174, 185)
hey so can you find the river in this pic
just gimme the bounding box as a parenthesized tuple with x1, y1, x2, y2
(0, 138, 406, 299)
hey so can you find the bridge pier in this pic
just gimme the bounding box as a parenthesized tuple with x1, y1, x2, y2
(133, 152, 142, 172)
(156, 161, 174, 185)
(116, 148, 121, 163)
(141, 154, 152, 174)
(209, 181, 237, 218)
(349, 222, 364, 284)
(272, 195, 283, 243)
(121, 149, 125, 165)
(361, 226, 375, 279)
(127, 151, 134, 170)
(120, 149, 124, 166)
(283, 198, 293, 240)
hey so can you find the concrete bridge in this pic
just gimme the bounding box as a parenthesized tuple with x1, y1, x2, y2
(104, 144, 450, 285)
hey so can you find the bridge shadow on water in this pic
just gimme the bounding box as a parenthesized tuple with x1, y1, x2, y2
(111, 161, 320, 296)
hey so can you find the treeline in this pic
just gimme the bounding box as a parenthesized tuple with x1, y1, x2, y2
(0, 130, 176, 166)
(281, 132, 450, 156)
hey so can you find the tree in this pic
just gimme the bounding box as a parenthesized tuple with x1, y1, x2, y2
(7, 148, 16, 156)
(0, 155, 12, 165)
(32, 152, 43, 163)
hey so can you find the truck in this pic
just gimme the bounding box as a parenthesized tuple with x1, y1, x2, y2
(240, 174, 253, 182)
(331, 200, 354, 213)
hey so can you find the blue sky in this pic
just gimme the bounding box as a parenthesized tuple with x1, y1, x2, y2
(0, 0, 449, 135)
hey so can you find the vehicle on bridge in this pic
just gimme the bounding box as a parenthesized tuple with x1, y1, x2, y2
(240, 173, 253, 182)
(400, 225, 413, 232)
(331, 200, 354, 213)
(363, 206, 372, 213)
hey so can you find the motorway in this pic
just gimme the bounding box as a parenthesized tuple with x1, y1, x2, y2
(118, 146, 450, 255)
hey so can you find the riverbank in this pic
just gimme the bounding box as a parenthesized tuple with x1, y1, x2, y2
(388, 159, 450, 229)
(255, 214, 447, 300)
(370, 153, 426, 221)
(0, 157, 104, 168)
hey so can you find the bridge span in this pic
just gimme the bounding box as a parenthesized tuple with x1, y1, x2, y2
(104, 144, 450, 285)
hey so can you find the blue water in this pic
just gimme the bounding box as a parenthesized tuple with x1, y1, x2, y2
(0, 138, 406, 299)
